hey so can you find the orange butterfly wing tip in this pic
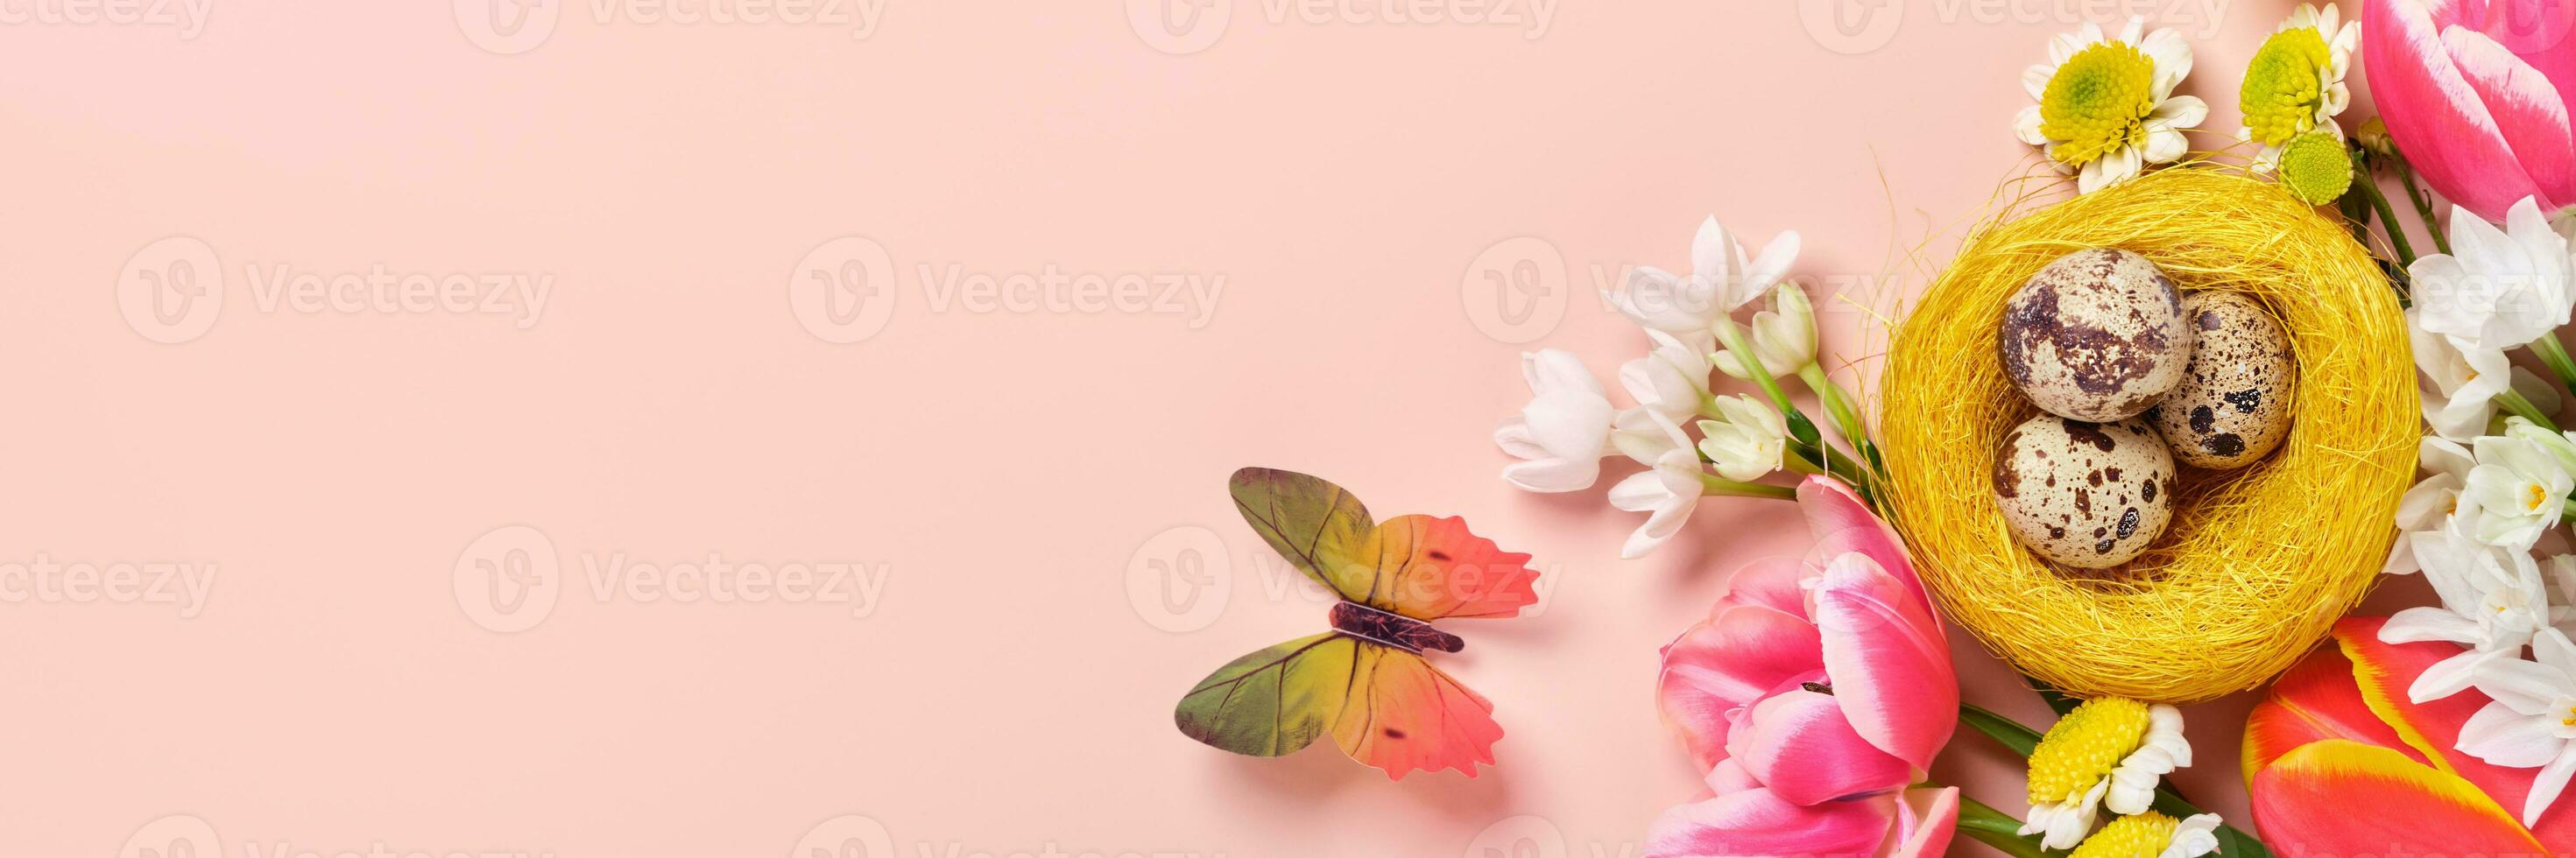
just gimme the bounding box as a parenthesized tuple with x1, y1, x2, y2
(1333, 646, 1506, 780)
(1370, 514, 1541, 621)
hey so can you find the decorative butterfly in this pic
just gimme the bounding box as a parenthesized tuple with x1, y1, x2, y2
(1174, 468, 1542, 779)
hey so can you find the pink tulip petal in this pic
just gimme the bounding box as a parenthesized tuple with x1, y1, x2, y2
(1796, 476, 1930, 610)
(1658, 604, 1824, 770)
(1704, 758, 1761, 796)
(1730, 690, 1915, 805)
(1719, 556, 1810, 617)
(2480, 0, 2576, 105)
(1883, 787, 1959, 858)
(1646, 788, 1896, 858)
(1809, 553, 1958, 770)
(2368, 0, 2551, 220)
(2443, 25, 2575, 210)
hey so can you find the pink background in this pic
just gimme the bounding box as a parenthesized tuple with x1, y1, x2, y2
(4, 1, 2432, 855)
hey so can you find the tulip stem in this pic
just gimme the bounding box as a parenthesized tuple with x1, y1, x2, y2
(1697, 472, 1796, 500)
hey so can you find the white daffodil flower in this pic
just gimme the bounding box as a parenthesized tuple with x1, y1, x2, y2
(2389, 437, 2481, 574)
(2462, 628, 2576, 826)
(2384, 525, 2551, 701)
(2547, 554, 2576, 642)
(2014, 17, 2206, 193)
(1695, 395, 1787, 482)
(1495, 349, 1616, 493)
(2464, 430, 2576, 550)
(2410, 307, 2517, 440)
(1713, 280, 1818, 380)
(2412, 199, 2576, 355)
(1619, 329, 1716, 423)
(1607, 410, 1708, 559)
(1606, 215, 1798, 334)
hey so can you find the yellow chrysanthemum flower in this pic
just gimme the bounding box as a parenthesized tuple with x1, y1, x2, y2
(2238, 4, 2361, 172)
(2014, 17, 2206, 194)
(2070, 812, 2224, 858)
(2017, 697, 2195, 849)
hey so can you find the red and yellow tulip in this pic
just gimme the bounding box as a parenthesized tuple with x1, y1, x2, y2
(2245, 616, 2576, 852)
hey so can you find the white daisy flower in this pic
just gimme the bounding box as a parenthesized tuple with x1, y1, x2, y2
(2014, 16, 2208, 193)
(2020, 697, 2195, 850)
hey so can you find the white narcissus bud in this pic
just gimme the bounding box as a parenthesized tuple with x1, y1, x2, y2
(1714, 282, 1818, 381)
(1695, 395, 1788, 482)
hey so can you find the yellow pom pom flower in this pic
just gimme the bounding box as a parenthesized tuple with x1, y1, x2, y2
(2016, 697, 2195, 849)
(2238, 4, 2361, 172)
(2276, 130, 2354, 205)
(2014, 16, 2206, 194)
(2069, 812, 2224, 858)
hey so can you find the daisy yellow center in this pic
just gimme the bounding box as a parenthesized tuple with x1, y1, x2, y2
(2028, 697, 2151, 804)
(2241, 27, 2331, 145)
(2276, 130, 2353, 205)
(2039, 42, 2159, 167)
(2069, 812, 2183, 858)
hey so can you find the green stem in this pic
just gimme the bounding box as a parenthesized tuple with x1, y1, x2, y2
(1796, 363, 1860, 440)
(1715, 318, 1820, 448)
(2394, 158, 2452, 256)
(2500, 390, 2560, 431)
(1781, 447, 1826, 477)
(2354, 157, 2417, 268)
(1697, 472, 1796, 500)
(1954, 795, 2055, 858)
(2532, 334, 2576, 400)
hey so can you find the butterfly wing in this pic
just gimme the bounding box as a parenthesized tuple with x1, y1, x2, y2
(1174, 633, 1359, 756)
(1330, 642, 1506, 779)
(1231, 468, 1542, 619)
(1228, 468, 1378, 603)
(1355, 514, 1541, 621)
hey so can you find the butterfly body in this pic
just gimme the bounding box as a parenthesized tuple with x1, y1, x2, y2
(1172, 468, 1540, 779)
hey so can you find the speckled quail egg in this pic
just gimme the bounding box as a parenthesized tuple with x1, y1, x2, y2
(1998, 248, 2194, 422)
(1992, 414, 2178, 568)
(2149, 292, 2296, 468)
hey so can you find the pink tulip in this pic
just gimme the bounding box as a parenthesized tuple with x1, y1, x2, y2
(2364, 0, 2575, 222)
(1648, 476, 1959, 858)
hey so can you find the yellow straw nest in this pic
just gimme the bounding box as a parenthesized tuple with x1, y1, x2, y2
(1879, 167, 2417, 704)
